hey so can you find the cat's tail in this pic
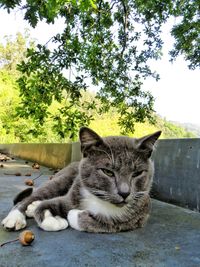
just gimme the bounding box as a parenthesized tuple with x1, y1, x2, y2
(13, 187, 33, 205)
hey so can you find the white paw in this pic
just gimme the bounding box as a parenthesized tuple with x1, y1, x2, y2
(1, 209, 26, 230)
(39, 210, 68, 231)
(25, 201, 42, 218)
(67, 209, 84, 231)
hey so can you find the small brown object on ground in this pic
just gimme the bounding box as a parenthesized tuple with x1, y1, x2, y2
(0, 154, 11, 161)
(25, 173, 32, 176)
(19, 230, 35, 246)
(0, 230, 35, 247)
(15, 172, 22, 176)
(24, 173, 43, 186)
(32, 163, 40, 169)
(25, 179, 34, 186)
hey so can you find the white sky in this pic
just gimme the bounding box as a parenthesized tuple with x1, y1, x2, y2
(0, 9, 200, 125)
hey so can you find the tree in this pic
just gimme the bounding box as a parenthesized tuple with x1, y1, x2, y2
(0, 32, 95, 141)
(0, 34, 38, 142)
(0, 0, 199, 139)
(0, 33, 60, 142)
(0, 31, 34, 75)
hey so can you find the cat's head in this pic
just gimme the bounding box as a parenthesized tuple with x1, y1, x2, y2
(79, 127, 161, 205)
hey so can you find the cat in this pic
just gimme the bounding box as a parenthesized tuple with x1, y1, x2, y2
(1, 127, 161, 233)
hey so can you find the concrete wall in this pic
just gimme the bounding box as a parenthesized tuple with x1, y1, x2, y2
(0, 142, 81, 169)
(152, 139, 200, 211)
(0, 139, 200, 211)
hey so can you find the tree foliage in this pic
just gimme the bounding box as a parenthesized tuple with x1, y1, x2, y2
(0, 67, 196, 143)
(0, 0, 199, 139)
(0, 33, 62, 142)
(0, 31, 34, 75)
(134, 0, 200, 69)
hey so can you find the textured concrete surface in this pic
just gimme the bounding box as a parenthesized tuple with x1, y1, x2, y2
(0, 157, 200, 267)
(152, 138, 200, 211)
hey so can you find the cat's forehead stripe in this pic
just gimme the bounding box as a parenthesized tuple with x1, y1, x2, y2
(104, 136, 137, 148)
(91, 137, 142, 171)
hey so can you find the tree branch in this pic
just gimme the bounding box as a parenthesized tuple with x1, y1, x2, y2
(120, 0, 128, 57)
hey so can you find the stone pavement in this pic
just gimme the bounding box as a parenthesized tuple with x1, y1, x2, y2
(0, 157, 200, 267)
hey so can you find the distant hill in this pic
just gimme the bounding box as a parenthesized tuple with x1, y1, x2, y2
(89, 113, 197, 139)
(170, 122, 200, 137)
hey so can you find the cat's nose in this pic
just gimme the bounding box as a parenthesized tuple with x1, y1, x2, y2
(118, 191, 130, 200)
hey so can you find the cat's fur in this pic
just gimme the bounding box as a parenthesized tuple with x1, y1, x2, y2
(1, 127, 161, 233)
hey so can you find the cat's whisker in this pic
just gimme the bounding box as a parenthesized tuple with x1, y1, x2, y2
(88, 188, 124, 204)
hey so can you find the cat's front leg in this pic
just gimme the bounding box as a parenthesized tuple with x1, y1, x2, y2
(34, 197, 71, 231)
(2, 200, 44, 231)
(67, 208, 149, 233)
(37, 209, 69, 231)
(67, 209, 99, 232)
(1, 189, 38, 231)
(1, 209, 27, 231)
(67, 194, 151, 233)
(68, 209, 116, 233)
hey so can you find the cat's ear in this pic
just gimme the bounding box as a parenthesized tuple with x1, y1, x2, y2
(137, 131, 161, 158)
(79, 127, 103, 156)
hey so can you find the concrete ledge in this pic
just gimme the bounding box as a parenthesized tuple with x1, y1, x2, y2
(152, 138, 200, 211)
(0, 143, 81, 169)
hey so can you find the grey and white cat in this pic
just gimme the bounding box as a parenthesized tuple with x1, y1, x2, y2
(1, 127, 161, 233)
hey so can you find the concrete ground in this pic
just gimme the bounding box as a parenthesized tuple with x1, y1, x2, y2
(0, 157, 200, 267)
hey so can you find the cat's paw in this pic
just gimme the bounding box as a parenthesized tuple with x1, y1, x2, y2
(67, 209, 86, 231)
(25, 201, 42, 218)
(133, 192, 149, 201)
(1, 209, 26, 231)
(39, 210, 68, 231)
(139, 192, 150, 204)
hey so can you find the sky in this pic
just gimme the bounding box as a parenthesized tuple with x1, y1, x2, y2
(0, 8, 200, 126)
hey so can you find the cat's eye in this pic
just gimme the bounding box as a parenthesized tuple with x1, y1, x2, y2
(132, 170, 144, 178)
(100, 168, 115, 177)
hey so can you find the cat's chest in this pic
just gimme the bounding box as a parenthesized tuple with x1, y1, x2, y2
(80, 188, 126, 218)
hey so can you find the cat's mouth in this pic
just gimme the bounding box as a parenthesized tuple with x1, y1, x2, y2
(116, 201, 127, 207)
